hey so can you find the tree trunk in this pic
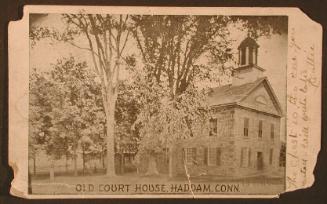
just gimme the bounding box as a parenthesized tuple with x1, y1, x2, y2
(65, 153, 68, 173)
(33, 155, 36, 176)
(146, 153, 159, 176)
(105, 97, 116, 176)
(49, 159, 55, 181)
(120, 153, 124, 174)
(102, 149, 105, 169)
(168, 147, 174, 178)
(28, 171, 32, 194)
(73, 148, 78, 176)
(82, 145, 85, 175)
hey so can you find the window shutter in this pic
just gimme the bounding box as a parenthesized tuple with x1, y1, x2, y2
(258, 120, 263, 138)
(216, 148, 221, 166)
(240, 148, 245, 167)
(182, 148, 185, 163)
(270, 124, 275, 139)
(192, 148, 197, 164)
(204, 147, 208, 165)
(248, 149, 251, 167)
(209, 118, 218, 136)
(244, 118, 249, 137)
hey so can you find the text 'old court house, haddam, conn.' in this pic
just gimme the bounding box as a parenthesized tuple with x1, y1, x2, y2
(171, 37, 284, 177)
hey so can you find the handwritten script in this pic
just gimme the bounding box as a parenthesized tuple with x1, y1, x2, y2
(286, 27, 320, 190)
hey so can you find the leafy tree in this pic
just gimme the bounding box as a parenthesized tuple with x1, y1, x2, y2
(114, 81, 141, 173)
(29, 69, 53, 176)
(30, 14, 132, 176)
(133, 75, 210, 175)
(47, 57, 105, 176)
(132, 15, 232, 96)
(231, 16, 288, 39)
(131, 15, 231, 176)
(29, 57, 106, 178)
(131, 15, 287, 177)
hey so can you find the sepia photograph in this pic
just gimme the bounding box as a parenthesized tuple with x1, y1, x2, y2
(27, 12, 288, 196)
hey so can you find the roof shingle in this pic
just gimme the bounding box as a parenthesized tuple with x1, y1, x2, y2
(207, 77, 266, 106)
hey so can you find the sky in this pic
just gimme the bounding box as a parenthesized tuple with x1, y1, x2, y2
(30, 14, 288, 140)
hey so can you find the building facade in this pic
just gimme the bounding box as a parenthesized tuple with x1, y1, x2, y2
(172, 37, 284, 177)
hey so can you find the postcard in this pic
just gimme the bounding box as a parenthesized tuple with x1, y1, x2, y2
(8, 6, 322, 198)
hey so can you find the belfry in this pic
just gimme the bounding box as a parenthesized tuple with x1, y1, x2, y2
(233, 37, 266, 86)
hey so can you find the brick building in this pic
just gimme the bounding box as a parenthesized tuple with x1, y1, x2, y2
(172, 37, 284, 177)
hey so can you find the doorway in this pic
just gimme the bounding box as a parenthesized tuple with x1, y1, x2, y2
(257, 152, 264, 170)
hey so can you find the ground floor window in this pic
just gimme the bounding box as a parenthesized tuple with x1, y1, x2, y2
(208, 147, 221, 166)
(269, 148, 273, 165)
(184, 148, 197, 165)
(240, 147, 251, 167)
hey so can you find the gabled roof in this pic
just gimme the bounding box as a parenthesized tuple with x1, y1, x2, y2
(208, 77, 283, 116)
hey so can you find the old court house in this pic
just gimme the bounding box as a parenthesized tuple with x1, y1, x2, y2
(171, 37, 284, 177)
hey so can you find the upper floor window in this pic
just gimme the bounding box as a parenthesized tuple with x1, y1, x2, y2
(209, 118, 218, 136)
(270, 124, 275, 140)
(258, 120, 263, 138)
(244, 118, 249, 137)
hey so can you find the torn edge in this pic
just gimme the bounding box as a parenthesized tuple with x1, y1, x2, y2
(284, 8, 322, 193)
(7, 6, 323, 198)
(8, 6, 30, 198)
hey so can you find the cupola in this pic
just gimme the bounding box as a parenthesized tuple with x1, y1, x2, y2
(238, 36, 259, 66)
(232, 36, 265, 86)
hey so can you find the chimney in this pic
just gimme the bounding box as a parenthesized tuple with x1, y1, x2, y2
(232, 36, 265, 86)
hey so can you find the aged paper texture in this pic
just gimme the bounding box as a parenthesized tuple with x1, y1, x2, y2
(8, 6, 322, 198)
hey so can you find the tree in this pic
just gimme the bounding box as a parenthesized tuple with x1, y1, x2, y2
(47, 57, 106, 176)
(132, 15, 232, 96)
(131, 15, 287, 177)
(230, 16, 288, 39)
(131, 15, 231, 176)
(29, 69, 53, 176)
(115, 81, 141, 174)
(29, 57, 106, 179)
(133, 75, 210, 175)
(30, 14, 132, 176)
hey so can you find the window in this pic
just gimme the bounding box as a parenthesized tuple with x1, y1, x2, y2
(248, 149, 252, 167)
(204, 148, 208, 165)
(244, 118, 249, 137)
(208, 148, 216, 166)
(241, 147, 251, 167)
(208, 147, 221, 166)
(270, 124, 275, 140)
(240, 147, 246, 167)
(185, 148, 197, 165)
(269, 148, 273, 165)
(216, 148, 221, 166)
(209, 118, 218, 136)
(163, 148, 169, 164)
(258, 120, 263, 138)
